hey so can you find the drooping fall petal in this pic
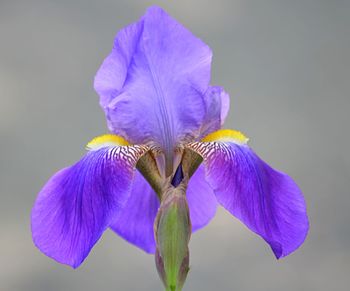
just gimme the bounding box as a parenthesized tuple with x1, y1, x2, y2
(110, 171, 160, 253)
(187, 129, 309, 258)
(31, 135, 148, 267)
(187, 165, 217, 232)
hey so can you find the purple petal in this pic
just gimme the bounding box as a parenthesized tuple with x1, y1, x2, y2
(219, 89, 230, 125)
(94, 6, 212, 151)
(188, 142, 309, 258)
(187, 164, 217, 232)
(200, 86, 230, 138)
(31, 145, 147, 268)
(110, 171, 160, 253)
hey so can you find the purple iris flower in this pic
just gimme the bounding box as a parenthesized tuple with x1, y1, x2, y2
(31, 6, 308, 289)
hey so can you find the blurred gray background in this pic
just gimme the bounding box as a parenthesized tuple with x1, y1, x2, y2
(1, 0, 349, 290)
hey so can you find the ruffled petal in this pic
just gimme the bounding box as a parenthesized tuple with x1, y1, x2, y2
(219, 89, 230, 125)
(110, 171, 160, 253)
(200, 86, 230, 138)
(31, 137, 148, 268)
(94, 6, 212, 152)
(187, 165, 217, 232)
(187, 130, 309, 258)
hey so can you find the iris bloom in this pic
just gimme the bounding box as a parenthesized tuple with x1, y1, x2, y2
(31, 6, 308, 291)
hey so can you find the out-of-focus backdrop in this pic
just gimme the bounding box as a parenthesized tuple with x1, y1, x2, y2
(1, 0, 349, 290)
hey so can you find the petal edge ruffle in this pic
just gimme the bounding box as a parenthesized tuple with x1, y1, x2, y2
(94, 7, 212, 151)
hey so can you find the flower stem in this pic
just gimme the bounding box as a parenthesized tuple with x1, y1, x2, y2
(155, 181, 191, 291)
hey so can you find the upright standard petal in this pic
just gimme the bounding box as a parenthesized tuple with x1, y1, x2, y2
(199, 86, 230, 138)
(187, 130, 309, 258)
(94, 6, 212, 153)
(31, 135, 148, 268)
(110, 171, 160, 253)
